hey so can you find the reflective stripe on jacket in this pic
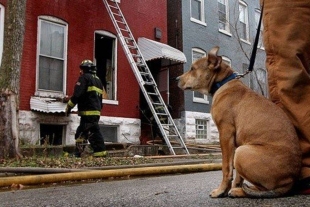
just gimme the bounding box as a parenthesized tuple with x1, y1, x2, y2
(67, 73, 104, 116)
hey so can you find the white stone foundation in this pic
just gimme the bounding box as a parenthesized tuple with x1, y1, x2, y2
(174, 111, 219, 144)
(18, 110, 218, 146)
(19, 110, 141, 145)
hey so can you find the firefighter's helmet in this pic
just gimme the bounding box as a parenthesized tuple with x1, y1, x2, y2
(79, 59, 96, 73)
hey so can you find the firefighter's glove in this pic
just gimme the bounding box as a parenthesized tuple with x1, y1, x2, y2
(65, 105, 72, 116)
(62, 96, 70, 103)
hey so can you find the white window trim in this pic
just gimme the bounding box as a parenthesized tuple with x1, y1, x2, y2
(239, 0, 250, 42)
(35, 16, 68, 98)
(222, 56, 231, 67)
(193, 94, 209, 104)
(192, 48, 209, 104)
(255, 8, 265, 50)
(0, 4, 4, 66)
(219, 29, 232, 37)
(218, 0, 231, 35)
(190, 0, 207, 26)
(94, 30, 119, 106)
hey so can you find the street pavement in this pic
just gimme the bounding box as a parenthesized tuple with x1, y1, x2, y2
(1, 170, 310, 207)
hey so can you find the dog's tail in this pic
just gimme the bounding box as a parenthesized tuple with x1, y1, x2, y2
(242, 184, 282, 198)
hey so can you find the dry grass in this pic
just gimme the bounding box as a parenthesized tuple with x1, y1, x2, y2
(0, 156, 167, 168)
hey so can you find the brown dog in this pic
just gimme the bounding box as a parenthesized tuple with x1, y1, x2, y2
(177, 46, 302, 198)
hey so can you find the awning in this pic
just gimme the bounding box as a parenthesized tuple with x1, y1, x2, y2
(138, 37, 186, 66)
(30, 96, 77, 113)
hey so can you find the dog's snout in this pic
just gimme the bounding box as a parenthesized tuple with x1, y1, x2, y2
(175, 76, 180, 82)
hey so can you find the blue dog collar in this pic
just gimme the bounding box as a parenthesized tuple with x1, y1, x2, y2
(210, 73, 238, 95)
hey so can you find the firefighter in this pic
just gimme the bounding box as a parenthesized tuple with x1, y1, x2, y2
(261, 0, 310, 194)
(65, 60, 107, 157)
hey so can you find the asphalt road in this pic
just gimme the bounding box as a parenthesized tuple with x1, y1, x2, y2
(1, 170, 310, 207)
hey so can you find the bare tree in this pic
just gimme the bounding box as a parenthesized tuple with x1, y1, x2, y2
(227, 1, 267, 96)
(0, 0, 27, 158)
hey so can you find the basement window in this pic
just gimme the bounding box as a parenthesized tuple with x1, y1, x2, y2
(99, 125, 118, 143)
(40, 124, 64, 145)
(195, 119, 208, 140)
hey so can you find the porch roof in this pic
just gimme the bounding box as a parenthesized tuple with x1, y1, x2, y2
(30, 96, 77, 113)
(138, 37, 187, 65)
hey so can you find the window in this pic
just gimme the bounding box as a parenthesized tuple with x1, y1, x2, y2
(250, 68, 267, 96)
(40, 124, 64, 145)
(0, 4, 4, 66)
(239, 1, 249, 42)
(218, 0, 230, 33)
(99, 125, 118, 142)
(192, 48, 209, 104)
(95, 31, 118, 104)
(196, 119, 208, 139)
(255, 9, 264, 49)
(222, 56, 231, 67)
(242, 63, 250, 86)
(36, 17, 68, 97)
(190, 0, 206, 25)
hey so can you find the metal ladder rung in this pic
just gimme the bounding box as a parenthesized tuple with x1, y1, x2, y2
(128, 45, 137, 49)
(167, 135, 179, 137)
(156, 113, 168, 116)
(112, 12, 121, 17)
(137, 63, 146, 67)
(147, 92, 158, 95)
(144, 81, 155, 85)
(116, 20, 125, 24)
(120, 28, 129, 32)
(161, 124, 173, 127)
(140, 72, 151, 76)
(152, 102, 163, 105)
(124, 37, 134, 41)
(108, 5, 118, 9)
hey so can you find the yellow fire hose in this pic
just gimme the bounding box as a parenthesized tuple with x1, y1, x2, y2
(0, 163, 222, 187)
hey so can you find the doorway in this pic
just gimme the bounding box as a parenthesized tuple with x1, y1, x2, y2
(139, 60, 170, 144)
(95, 32, 116, 100)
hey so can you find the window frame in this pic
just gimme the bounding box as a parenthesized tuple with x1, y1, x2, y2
(0, 4, 4, 66)
(35, 16, 68, 98)
(190, 0, 206, 26)
(192, 48, 209, 104)
(218, 0, 231, 35)
(222, 56, 231, 67)
(238, 0, 250, 43)
(250, 68, 267, 97)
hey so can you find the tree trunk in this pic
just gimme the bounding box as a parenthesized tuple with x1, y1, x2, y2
(0, 0, 27, 158)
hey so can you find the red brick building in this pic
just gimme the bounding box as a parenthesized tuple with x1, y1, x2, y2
(0, 0, 186, 146)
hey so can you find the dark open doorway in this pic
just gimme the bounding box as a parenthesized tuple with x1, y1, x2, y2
(95, 33, 115, 100)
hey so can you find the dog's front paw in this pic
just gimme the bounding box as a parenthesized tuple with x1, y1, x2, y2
(210, 188, 227, 198)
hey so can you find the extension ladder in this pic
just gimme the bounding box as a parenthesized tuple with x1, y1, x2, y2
(103, 0, 189, 155)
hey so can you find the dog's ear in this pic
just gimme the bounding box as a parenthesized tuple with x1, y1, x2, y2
(208, 46, 222, 70)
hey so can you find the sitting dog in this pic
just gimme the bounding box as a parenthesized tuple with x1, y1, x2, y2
(177, 46, 302, 198)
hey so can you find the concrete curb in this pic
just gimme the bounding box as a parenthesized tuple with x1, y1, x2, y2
(0, 163, 222, 187)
